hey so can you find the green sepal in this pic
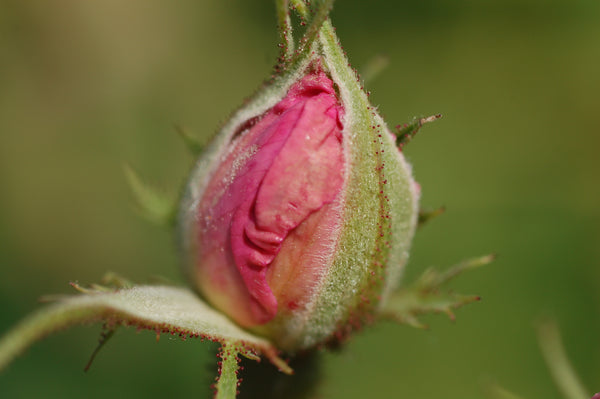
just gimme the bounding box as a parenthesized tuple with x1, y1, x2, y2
(0, 285, 291, 375)
(359, 54, 390, 85)
(123, 164, 177, 227)
(418, 206, 446, 228)
(395, 114, 442, 149)
(174, 124, 207, 157)
(381, 255, 494, 328)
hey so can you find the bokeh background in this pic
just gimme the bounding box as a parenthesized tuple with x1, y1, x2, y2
(1, 0, 599, 398)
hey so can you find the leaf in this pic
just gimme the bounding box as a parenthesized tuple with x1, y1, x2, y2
(381, 255, 494, 328)
(0, 285, 291, 375)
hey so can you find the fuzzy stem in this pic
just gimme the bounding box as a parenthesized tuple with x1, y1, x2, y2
(276, 1, 331, 77)
(289, 0, 309, 19)
(215, 343, 240, 399)
(275, 0, 294, 62)
(296, 0, 334, 59)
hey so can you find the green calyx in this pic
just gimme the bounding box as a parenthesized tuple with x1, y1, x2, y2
(130, 1, 422, 352)
(242, 4, 419, 350)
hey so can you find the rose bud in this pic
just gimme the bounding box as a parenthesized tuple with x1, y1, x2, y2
(179, 58, 419, 351)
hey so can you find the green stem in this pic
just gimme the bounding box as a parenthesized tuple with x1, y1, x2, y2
(289, 0, 309, 19)
(274, 0, 333, 74)
(215, 342, 240, 399)
(536, 319, 589, 399)
(275, 0, 294, 62)
(295, 0, 334, 60)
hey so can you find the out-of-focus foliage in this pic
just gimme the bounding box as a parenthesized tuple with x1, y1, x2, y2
(0, 1, 598, 398)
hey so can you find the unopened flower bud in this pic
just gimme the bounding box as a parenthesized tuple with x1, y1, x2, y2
(179, 55, 419, 351)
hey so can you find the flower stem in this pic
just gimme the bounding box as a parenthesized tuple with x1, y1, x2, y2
(536, 319, 589, 399)
(289, 0, 309, 19)
(274, 1, 333, 77)
(295, 0, 334, 59)
(215, 342, 241, 399)
(238, 351, 322, 399)
(275, 0, 294, 63)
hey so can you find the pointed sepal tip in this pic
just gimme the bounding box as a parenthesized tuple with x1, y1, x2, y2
(395, 114, 442, 149)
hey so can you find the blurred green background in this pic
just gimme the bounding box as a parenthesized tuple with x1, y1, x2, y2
(1, 0, 599, 398)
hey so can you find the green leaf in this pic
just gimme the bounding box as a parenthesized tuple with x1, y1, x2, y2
(381, 255, 494, 328)
(123, 164, 177, 227)
(0, 285, 291, 375)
